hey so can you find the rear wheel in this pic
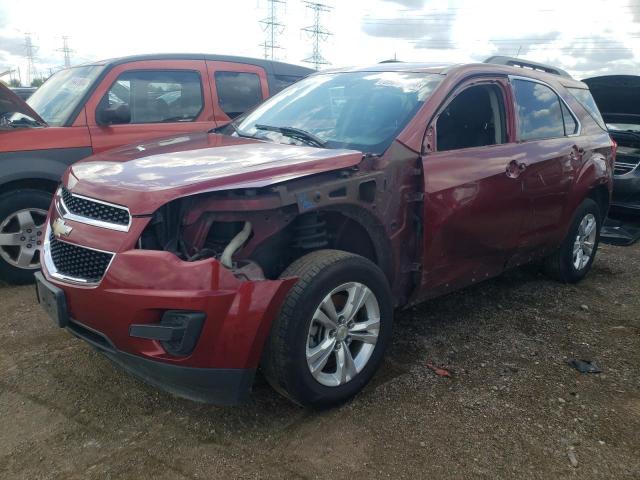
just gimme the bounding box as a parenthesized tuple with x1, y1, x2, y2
(262, 250, 393, 408)
(0, 189, 51, 284)
(543, 198, 601, 283)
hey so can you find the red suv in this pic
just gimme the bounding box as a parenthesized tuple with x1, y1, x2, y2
(0, 54, 312, 283)
(35, 57, 614, 407)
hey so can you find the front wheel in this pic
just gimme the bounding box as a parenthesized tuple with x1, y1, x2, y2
(543, 198, 601, 283)
(0, 189, 51, 284)
(262, 250, 393, 408)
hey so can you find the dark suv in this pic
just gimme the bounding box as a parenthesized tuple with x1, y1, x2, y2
(0, 54, 312, 284)
(36, 56, 613, 407)
(583, 75, 640, 214)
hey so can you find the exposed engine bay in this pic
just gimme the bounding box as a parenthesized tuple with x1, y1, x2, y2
(135, 143, 424, 306)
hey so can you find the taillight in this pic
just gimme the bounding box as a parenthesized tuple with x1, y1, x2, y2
(611, 137, 617, 161)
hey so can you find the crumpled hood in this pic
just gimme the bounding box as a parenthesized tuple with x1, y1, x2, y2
(0, 83, 45, 124)
(67, 132, 363, 215)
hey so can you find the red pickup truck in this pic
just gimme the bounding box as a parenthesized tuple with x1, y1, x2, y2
(0, 54, 312, 283)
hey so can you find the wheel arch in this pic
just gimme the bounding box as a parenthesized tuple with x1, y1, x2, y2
(249, 203, 394, 284)
(0, 177, 59, 198)
(587, 183, 611, 219)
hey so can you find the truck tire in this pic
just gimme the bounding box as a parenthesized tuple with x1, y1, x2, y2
(543, 198, 601, 283)
(0, 189, 51, 284)
(262, 250, 393, 408)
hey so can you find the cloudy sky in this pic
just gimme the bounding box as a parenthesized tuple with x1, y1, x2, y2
(1, 0, 639, 85)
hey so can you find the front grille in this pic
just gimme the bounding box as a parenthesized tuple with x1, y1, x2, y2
(614, 147, 640, 176)
(48, 234, 113, 283)
(614, 162, 636, 175)
(61, 187, 130, 226)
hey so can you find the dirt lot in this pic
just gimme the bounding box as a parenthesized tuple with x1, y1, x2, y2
(1, 243, 639, 480)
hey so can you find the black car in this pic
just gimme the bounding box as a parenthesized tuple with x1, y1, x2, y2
(583, 75, 640, 214)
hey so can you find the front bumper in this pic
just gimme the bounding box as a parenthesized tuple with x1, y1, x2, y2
(39, 213, 295, 404)
(61, 312, 256, 405)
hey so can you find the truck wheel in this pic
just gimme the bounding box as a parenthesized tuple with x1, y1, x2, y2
(262, 250, 393, 408)
(0, 189, 51, 285)
(543, 198, 601, 283)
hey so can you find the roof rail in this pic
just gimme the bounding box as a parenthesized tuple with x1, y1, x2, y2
(483, 56, 572, 79)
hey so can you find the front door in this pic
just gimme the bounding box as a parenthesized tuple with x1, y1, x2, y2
(86, 60, 215, 154)
(418, 78, 529, 298)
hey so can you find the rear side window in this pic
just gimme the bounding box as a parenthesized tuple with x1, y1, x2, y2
(561, 102, 578, 135)
(214, 71, 263, 119)
(512, 79, 564, 140)
(101, 70, 203, 124)
(568, 87, 607, 130)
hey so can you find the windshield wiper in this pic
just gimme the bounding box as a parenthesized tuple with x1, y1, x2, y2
(0, 112, 45, 128)
(254, 124, 326, 148)
(210, 121, 264, 140)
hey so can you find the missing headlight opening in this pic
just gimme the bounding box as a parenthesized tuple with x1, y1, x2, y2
(133, 161, 408, 287)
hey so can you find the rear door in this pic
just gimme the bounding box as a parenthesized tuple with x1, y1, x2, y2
(419, 77, 529, 296)
(506, 77, 581, 265)
(86, 60, 215, 153)
(206, 61, 269, 124)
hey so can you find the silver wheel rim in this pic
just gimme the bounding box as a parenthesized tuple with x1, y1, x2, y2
(573, 213, 597, 271)
(0, 208, 47, 270)
(305, 282, 380, 387)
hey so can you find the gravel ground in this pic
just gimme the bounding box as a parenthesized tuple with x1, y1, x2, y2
(1, 243, 639, 479)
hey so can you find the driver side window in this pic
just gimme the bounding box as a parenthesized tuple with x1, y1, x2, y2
(97, 70, 203, 125)
(436, 84, 507, 152)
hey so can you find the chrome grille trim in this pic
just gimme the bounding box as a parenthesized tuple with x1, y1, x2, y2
(42, 223, 115, 286)
(57, 187, 132, 232)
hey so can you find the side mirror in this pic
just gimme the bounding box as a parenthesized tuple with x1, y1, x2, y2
(97, 104, 131, 126)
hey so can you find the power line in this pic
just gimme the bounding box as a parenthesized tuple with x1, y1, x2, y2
(23, 33, 38, 86)
(301, 1, 332, 70)
(57, 36, 73, 68)
(260, 0, 286, 60)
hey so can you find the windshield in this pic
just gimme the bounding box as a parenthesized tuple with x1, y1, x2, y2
(27, 65, 104, 126)
(234, 71, 443, 154)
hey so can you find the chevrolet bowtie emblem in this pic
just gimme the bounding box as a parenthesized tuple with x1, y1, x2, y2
(52, 218, 72, 238)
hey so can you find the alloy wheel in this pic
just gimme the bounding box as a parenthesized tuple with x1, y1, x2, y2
(305, 282, 380, 387)
(572, 213, 597, 271)
(0, 208, 47, 270)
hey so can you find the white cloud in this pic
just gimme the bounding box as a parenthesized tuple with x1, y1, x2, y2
(0, 0, 639, 85)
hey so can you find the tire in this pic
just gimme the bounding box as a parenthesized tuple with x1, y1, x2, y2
(262, 250, 393, 408)
(543, 198, 601, 283)
(0, 189, 52, 284)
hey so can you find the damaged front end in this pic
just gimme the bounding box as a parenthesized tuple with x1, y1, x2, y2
(40, 134, 424, 404)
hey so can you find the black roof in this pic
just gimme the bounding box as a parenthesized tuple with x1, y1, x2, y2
(84, 53, 314, 77)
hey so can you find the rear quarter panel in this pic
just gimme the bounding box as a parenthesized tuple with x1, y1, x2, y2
(560, 86, 613, 237)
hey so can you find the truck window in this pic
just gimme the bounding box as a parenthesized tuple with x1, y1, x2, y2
(271, 74, 303, 94)
(99, 70, 203, 124)
(436, 84, 507, 151)
(512, 79, 565, 141)
(214, 71, 263, 119)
